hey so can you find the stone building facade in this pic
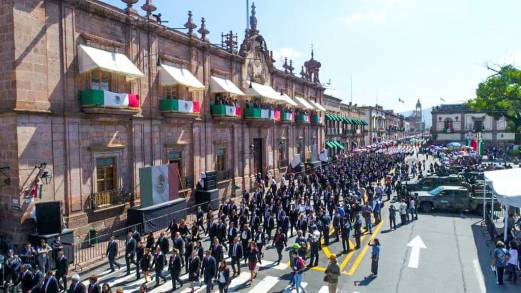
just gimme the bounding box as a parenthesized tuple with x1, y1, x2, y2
(359, 105, 406, 145)
(431, 104, 514, 145)
(0, 0, 325, 245)
(323, 93, 367, 155)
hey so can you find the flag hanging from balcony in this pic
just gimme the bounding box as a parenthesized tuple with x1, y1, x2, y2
(80, 89, 141, 109)
(225, 105, 236, 116)
(192, 100, 200, 113)
(178, 100, 194, 113)
(139, 163, 179, 208)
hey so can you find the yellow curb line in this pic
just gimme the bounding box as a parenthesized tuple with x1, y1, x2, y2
(345, 220, 384, 276)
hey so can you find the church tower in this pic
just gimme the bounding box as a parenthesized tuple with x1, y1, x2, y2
(415, 99, 422, 121)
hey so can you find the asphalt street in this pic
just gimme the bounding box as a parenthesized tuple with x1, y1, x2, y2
(77, 153, 521, 292)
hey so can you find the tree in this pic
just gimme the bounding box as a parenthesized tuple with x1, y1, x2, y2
(467, 65, 521, 144)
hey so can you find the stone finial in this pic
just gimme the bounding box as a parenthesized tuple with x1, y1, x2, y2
(141, 0, 157, 18)
(249, 2, 259, 34)
(184, 11, 197, 36)
(300, 66, 306, 78)
(122, 0, 138, 13)
(283, 57, 289, 73)
(197, 17, 210, 42)
(289, 60, 294, 75)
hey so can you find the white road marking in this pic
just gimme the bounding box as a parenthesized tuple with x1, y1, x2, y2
(318, 285, 329, 293)
(473, 258, 486, 293)
(248, 276, 279, 293)
(407, 235, 426, 269)
(224, 272, 251, 292)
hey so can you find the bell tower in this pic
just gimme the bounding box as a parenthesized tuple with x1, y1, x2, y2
(415, 99, 422, 121)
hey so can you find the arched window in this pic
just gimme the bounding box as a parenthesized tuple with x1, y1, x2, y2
(443, 118, 453, 132)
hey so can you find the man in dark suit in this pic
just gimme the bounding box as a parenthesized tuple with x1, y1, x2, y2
(125, 232, 137, 275)
(87, 275, 100, 293)
(229, 237, 242, 276)
(42, 271, 59, 293)
(227, 222, 238, 250)
(173, 232, 184, 268)
(105, 236, 122, 272)
(151, 247, 167, 286)
(67, 274, 86, 293)
(155, 232, 170, 256)
(19, 264, 34, 293)
(55, 250, 68, 291)
(202, 250, 216, 293)
(168, 249, 183, 290)
(30, 265, 44, 293)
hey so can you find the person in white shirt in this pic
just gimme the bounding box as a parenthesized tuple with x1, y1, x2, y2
(507, 241, 519, 283)
(399, 200, 408, 226)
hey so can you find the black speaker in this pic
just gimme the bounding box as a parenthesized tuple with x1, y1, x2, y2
(35, 201, 62, 235)
(204, 171, 217, 190)
(195, 189, 219, 211)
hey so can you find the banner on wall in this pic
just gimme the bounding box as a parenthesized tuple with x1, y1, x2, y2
(139, 163, 180, 208)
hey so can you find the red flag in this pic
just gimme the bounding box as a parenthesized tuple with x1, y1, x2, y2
(274, 110, 281, 121)
(193, 100, 201, 113)
(470, 139, 477, 151)
(128, 94, 140, 108)
(236, 106, 241, 117)
(32, 180, 38, 198)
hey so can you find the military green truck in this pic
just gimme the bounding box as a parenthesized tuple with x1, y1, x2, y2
(413, 185, 491, 213)
(402, 174, 464, 194)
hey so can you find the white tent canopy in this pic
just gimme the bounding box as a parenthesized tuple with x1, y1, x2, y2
(247, 82, 282, 102)
(484, 168, 521, 207)
(159, 64, 205, 89)
(78, 45, 144, 79)
(209, 76, 245, 96)
(294, 96, 315, 110)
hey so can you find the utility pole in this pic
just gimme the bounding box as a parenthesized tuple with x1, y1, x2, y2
(350, 74, 353, 104)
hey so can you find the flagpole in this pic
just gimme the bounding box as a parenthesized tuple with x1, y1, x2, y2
(246, 0, 250, 30)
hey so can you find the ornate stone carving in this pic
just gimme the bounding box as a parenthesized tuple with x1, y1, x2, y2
(184, 11, 197, 37)
(197, 17, 209, 42)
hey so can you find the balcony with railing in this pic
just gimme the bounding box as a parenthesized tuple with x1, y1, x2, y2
(160, 98, 201, 118)
(244, 107, 279, 122)
(295, 113, 311, 124)
(211, 104, 242, 120)
(311, 114, 322, 125)
(80, 89, 140, 115)
(87, 189, 132, 211)
(280, 111, 294, 123)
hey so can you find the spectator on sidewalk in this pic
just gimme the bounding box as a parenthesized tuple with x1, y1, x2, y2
(506, 240, 519, 284)
(369, 238, 381, 277)
(492, 240, 507, 285)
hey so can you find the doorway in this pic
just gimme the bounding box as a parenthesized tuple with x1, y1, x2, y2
(253, 138, 263, 174)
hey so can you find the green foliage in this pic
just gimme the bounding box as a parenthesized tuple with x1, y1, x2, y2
(468, 65, 521, 135)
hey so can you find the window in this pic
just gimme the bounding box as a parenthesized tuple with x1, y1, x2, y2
(215, 147, 226, 172)
(443, 118, 453, 131)
(162, 85, 179, 99)
(96, 157, 117, 192)
(474, 120, 484, 131)
(91, 70, 111, 91)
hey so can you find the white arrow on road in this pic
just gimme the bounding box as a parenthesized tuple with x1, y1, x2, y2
(407, 235, 427, 269)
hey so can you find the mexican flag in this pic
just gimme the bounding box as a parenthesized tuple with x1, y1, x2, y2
(236, 107, 241, 117)
(274, 111, 281, 121)
(139, 164, 180, 208)
(159, 99, 200, 113)
(283, 112, 293, 121)
(178, 100, 194, 113)
(261, 109, 270, 119)
(80, 89, 140, 109)
(225, 106, 236, 116)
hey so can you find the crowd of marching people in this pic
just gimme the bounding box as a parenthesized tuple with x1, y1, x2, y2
(2, 144, 422, 293)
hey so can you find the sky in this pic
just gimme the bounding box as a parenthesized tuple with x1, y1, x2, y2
(102, 0, 521, 113)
